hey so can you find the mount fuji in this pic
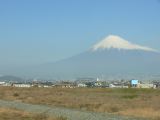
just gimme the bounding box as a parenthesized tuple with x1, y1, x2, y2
(91, 35, 158, 52)
(3, 35, 160, 80)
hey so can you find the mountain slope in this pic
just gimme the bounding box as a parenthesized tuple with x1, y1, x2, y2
(27, 35, 160, 79)
(1, 35, 160, 80)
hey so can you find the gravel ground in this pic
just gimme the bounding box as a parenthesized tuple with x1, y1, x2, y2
(0, 99, 146, 120)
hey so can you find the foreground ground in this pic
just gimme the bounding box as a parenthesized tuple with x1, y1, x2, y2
(0, 107, 66, 120)
(0, 87, 159, 120)
(0, 99, 142, 120)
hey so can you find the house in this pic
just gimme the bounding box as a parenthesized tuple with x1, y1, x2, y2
(0, 82, 12, 86)
(0, 82, 5, 86)
(94, 81, 102, 87)
(109, 84, 118, 88)
(130, 79, 139, 87)
(153, 81, 160, 88)
(54, 81, 76, 88)
(109, 83, 128, 88)
(139, 83, 154, 88)
(13, 83, 31, 88)
(77, 83, 87, 87)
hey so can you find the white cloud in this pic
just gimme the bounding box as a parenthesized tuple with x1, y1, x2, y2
(92, 35, 158, 52)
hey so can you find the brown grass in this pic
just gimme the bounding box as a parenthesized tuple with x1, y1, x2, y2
(119, 108, 160, 120)
(0, 107, 67, 120)
(0, 87, 160, 119)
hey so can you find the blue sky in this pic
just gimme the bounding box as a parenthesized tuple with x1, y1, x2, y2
(0, 0, 160, 66)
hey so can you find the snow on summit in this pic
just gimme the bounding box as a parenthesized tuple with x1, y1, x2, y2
(92, 35, 158, 52)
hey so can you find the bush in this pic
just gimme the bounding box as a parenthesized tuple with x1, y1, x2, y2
(121, 94, 138, 99)
(57, 116, 68, 120)
(108, 106, 119, 113)
(13, 93, 19, 97)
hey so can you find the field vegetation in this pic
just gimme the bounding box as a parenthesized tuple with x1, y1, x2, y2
(0, 87, 160, 120)
(0, 107, 67, 120)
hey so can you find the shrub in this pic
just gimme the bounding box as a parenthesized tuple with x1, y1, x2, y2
(108, 106, 119, 113)
(57, 116, 68, 120)
(13, 92, 19, 97)
(121, 94, 138, 99)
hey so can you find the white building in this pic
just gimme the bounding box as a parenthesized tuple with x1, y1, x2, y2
(0, 82, 5, 86)
(130, 79, 139, 87)
(139, 84, 154, 88)
(77, 83, 87, 87)
(13, 84, 31, 88)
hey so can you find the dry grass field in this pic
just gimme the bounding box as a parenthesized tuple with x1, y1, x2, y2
(0, 87, 160, 120)
(0, 107, 67, 120)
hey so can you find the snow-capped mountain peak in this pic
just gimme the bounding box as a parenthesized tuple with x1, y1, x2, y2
(92, 35, 158, 52)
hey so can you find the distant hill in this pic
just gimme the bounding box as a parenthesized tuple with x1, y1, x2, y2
(0, 75, 23, 82)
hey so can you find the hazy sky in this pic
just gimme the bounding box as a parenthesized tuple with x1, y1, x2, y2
(0, 0, 160, 66)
